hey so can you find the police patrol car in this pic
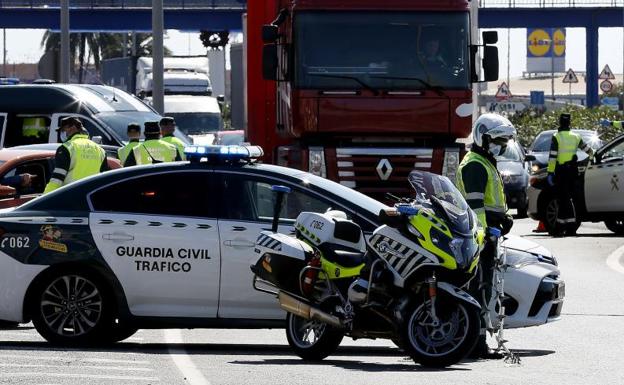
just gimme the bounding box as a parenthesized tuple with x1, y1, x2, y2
(0, 145, 563, 345)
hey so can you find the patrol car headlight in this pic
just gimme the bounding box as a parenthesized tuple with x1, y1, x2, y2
(506, 249, 540, 269)
(308, 147, 326, 178)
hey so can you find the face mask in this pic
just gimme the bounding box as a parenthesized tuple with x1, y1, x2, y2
(489, 143, 507, 157)
(60, 131, 68, 143)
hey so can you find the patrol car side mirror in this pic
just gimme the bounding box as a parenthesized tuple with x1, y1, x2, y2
(0, 185, 16, 199)
(270, 185, 291, 232)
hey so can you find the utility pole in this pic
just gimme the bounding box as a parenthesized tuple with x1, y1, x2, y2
(152, 0, 164, 114)
(507, 28, 510, 87)
(2, 29, 6, 76)
(60, 0, 70, 83)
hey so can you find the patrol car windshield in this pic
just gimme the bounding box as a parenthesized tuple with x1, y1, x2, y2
(97, 112, 191, 144)
(295, 11, 470, 90)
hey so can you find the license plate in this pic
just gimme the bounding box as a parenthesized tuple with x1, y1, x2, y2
(557, 282, 565, 298)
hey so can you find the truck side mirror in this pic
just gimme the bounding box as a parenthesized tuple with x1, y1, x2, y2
(262, 25, 279, 43)
(262, 44, 279, 81)
(482, 31, 498, 45)
(482, 46, 499, 82)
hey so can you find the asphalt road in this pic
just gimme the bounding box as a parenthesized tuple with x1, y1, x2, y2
(1, 218, 623, 385)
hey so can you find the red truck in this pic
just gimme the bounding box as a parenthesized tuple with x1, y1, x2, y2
(246, 0, 498, 200)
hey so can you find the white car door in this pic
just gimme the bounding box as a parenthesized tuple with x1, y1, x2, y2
(585, 138, 624, 213)
(88, 170, 221, 318)
(216, 171, 334, 319)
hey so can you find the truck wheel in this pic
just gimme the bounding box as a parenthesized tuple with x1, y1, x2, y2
(400, 295, 480, 368)
(285, 313, 343, 361)
(30, 270, 114, 346)
(605, 219, 624, 235)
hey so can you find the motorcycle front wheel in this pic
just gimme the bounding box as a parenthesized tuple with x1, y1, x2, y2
(285, 313, 344, 361)
(400, 295, 480, 368)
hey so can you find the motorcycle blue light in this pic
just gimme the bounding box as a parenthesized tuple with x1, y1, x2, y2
(396, 204, 419, 216)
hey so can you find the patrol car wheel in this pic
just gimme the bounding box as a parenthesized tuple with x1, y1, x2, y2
(605, 219, 624, 235)
(30, 271, 114, 346)
(285, 313, 343, 361)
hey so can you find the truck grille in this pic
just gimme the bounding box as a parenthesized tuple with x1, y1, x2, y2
(336, 148, 434, 200)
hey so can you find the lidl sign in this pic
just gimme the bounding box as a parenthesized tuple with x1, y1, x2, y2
(527, 28, 566, 58)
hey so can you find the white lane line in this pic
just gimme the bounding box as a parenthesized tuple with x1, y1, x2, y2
(0, 363, 153, 372)
(164, 329, 211, 385)
(606, 245, 624, 275)
(0, 355, 149, 364)
(0, 373, 159, 381)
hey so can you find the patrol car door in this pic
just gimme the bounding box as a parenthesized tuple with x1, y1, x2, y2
(585, 138, 624, 213)
(88, 171, 221, 318)
(217, 172, 333, 319)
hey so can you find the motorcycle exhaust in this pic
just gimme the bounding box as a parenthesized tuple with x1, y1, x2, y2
(278, 292, 343, 329)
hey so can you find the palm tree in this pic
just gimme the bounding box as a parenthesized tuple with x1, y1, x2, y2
(40, 32, 168, 83)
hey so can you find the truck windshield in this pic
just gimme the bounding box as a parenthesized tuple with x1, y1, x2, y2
(168, 113, 223, 135)
(295, 11, 470, 90)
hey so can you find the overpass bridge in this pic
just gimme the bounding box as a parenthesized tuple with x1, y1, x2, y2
(0, 0, 622, 106)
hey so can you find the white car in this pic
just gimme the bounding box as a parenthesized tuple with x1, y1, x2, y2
(528, 133, 624, 235)
(0, 146, 563, 344)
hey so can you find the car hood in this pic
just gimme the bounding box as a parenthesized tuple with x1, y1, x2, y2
(497, 161, 526, 176)
(502, 234, 551, 257)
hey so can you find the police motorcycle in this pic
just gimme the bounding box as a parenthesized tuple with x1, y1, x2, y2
(251, 171, 486, 368)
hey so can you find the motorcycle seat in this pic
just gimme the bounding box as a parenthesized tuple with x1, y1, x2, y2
(318, 244, 365, 268)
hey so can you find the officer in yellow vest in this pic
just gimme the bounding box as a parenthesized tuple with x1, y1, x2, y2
(44, 117, 109, 194)
(547, 113, 594, 236)
(124, 121, 180, 166)
(456, 113, 516, 358)
(22, 117, 49, 144)
(160, 117, 186, 160)
(600, 118, 623, 129)
(118, 123, 141, 166)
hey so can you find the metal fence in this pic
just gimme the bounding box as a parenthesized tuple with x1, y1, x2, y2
(480, 0, 622, 6)
(0, 0, 246, 8)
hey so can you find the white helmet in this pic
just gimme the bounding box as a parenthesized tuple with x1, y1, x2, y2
(472, 113, 517, 157)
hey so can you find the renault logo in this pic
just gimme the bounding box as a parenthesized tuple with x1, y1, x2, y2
(376, 159, 393, 180)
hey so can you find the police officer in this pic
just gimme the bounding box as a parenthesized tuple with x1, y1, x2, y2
(124, 121, 180, 166)
(547, 113, 594, 236)
(118, 123, 141, 166)
(456, 113, 516, 358)
(600, 118, 623, 129)
(44, 117, 108, 193)
(160, 117, 186, 160)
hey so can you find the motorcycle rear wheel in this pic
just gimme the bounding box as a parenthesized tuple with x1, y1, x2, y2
(285, 313, 343, 361)
(400, 295, 480, 368)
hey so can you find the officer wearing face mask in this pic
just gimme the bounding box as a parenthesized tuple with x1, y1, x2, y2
(44, 117, 109, 193)
(456, 113, 517, 359)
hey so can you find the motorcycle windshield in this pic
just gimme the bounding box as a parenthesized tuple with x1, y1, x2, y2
(408, 171, 473, 236)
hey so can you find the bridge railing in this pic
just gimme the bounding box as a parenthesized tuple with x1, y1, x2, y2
(480, 0, 622, 6)
(0, 0, 246, 8)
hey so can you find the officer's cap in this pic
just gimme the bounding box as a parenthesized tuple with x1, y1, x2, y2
(160, 116, 176, 126)
(144, 121, 161, 135)
(559, 113, 571, 129)
(127, 123, 141, 133)
(57, 116, 82, 131)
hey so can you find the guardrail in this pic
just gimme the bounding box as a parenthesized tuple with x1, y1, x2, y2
(0, 0, 246, 9)
(480, 0, 622, 6)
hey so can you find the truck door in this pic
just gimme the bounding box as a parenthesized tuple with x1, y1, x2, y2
(88, 170, 221, 318)
(585, 138, 624, 212)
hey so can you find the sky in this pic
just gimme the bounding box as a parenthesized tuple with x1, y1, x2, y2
(1, 27, 623, 80)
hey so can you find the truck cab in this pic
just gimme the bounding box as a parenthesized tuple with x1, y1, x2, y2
(247, 0, 498, 201)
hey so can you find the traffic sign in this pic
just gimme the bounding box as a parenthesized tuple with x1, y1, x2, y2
(600, 79, 613, 93)
(530, 90, 545, 106)
(495, 82, 512, 101)
(601, 97, 619, 111)
(487, 102, 526, 113)
(562, 68, 578, 84)
(599, 64, 615, 80)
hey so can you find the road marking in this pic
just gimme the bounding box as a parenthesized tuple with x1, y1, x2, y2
(164, 329, 211, 385)
(0, 363, 154, 371)
(606, 245, 624, 275)
(0, 373, 159, 381)
(0, 354, 149, 364)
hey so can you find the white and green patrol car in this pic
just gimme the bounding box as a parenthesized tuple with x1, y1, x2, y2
(0, 145, 564, 345)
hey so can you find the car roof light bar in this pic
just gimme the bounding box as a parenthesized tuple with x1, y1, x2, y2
(184, 145, 264, 164)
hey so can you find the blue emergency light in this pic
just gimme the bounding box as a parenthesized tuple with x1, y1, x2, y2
(0, 77, 20, 85)
(184, 145, 264, 164)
